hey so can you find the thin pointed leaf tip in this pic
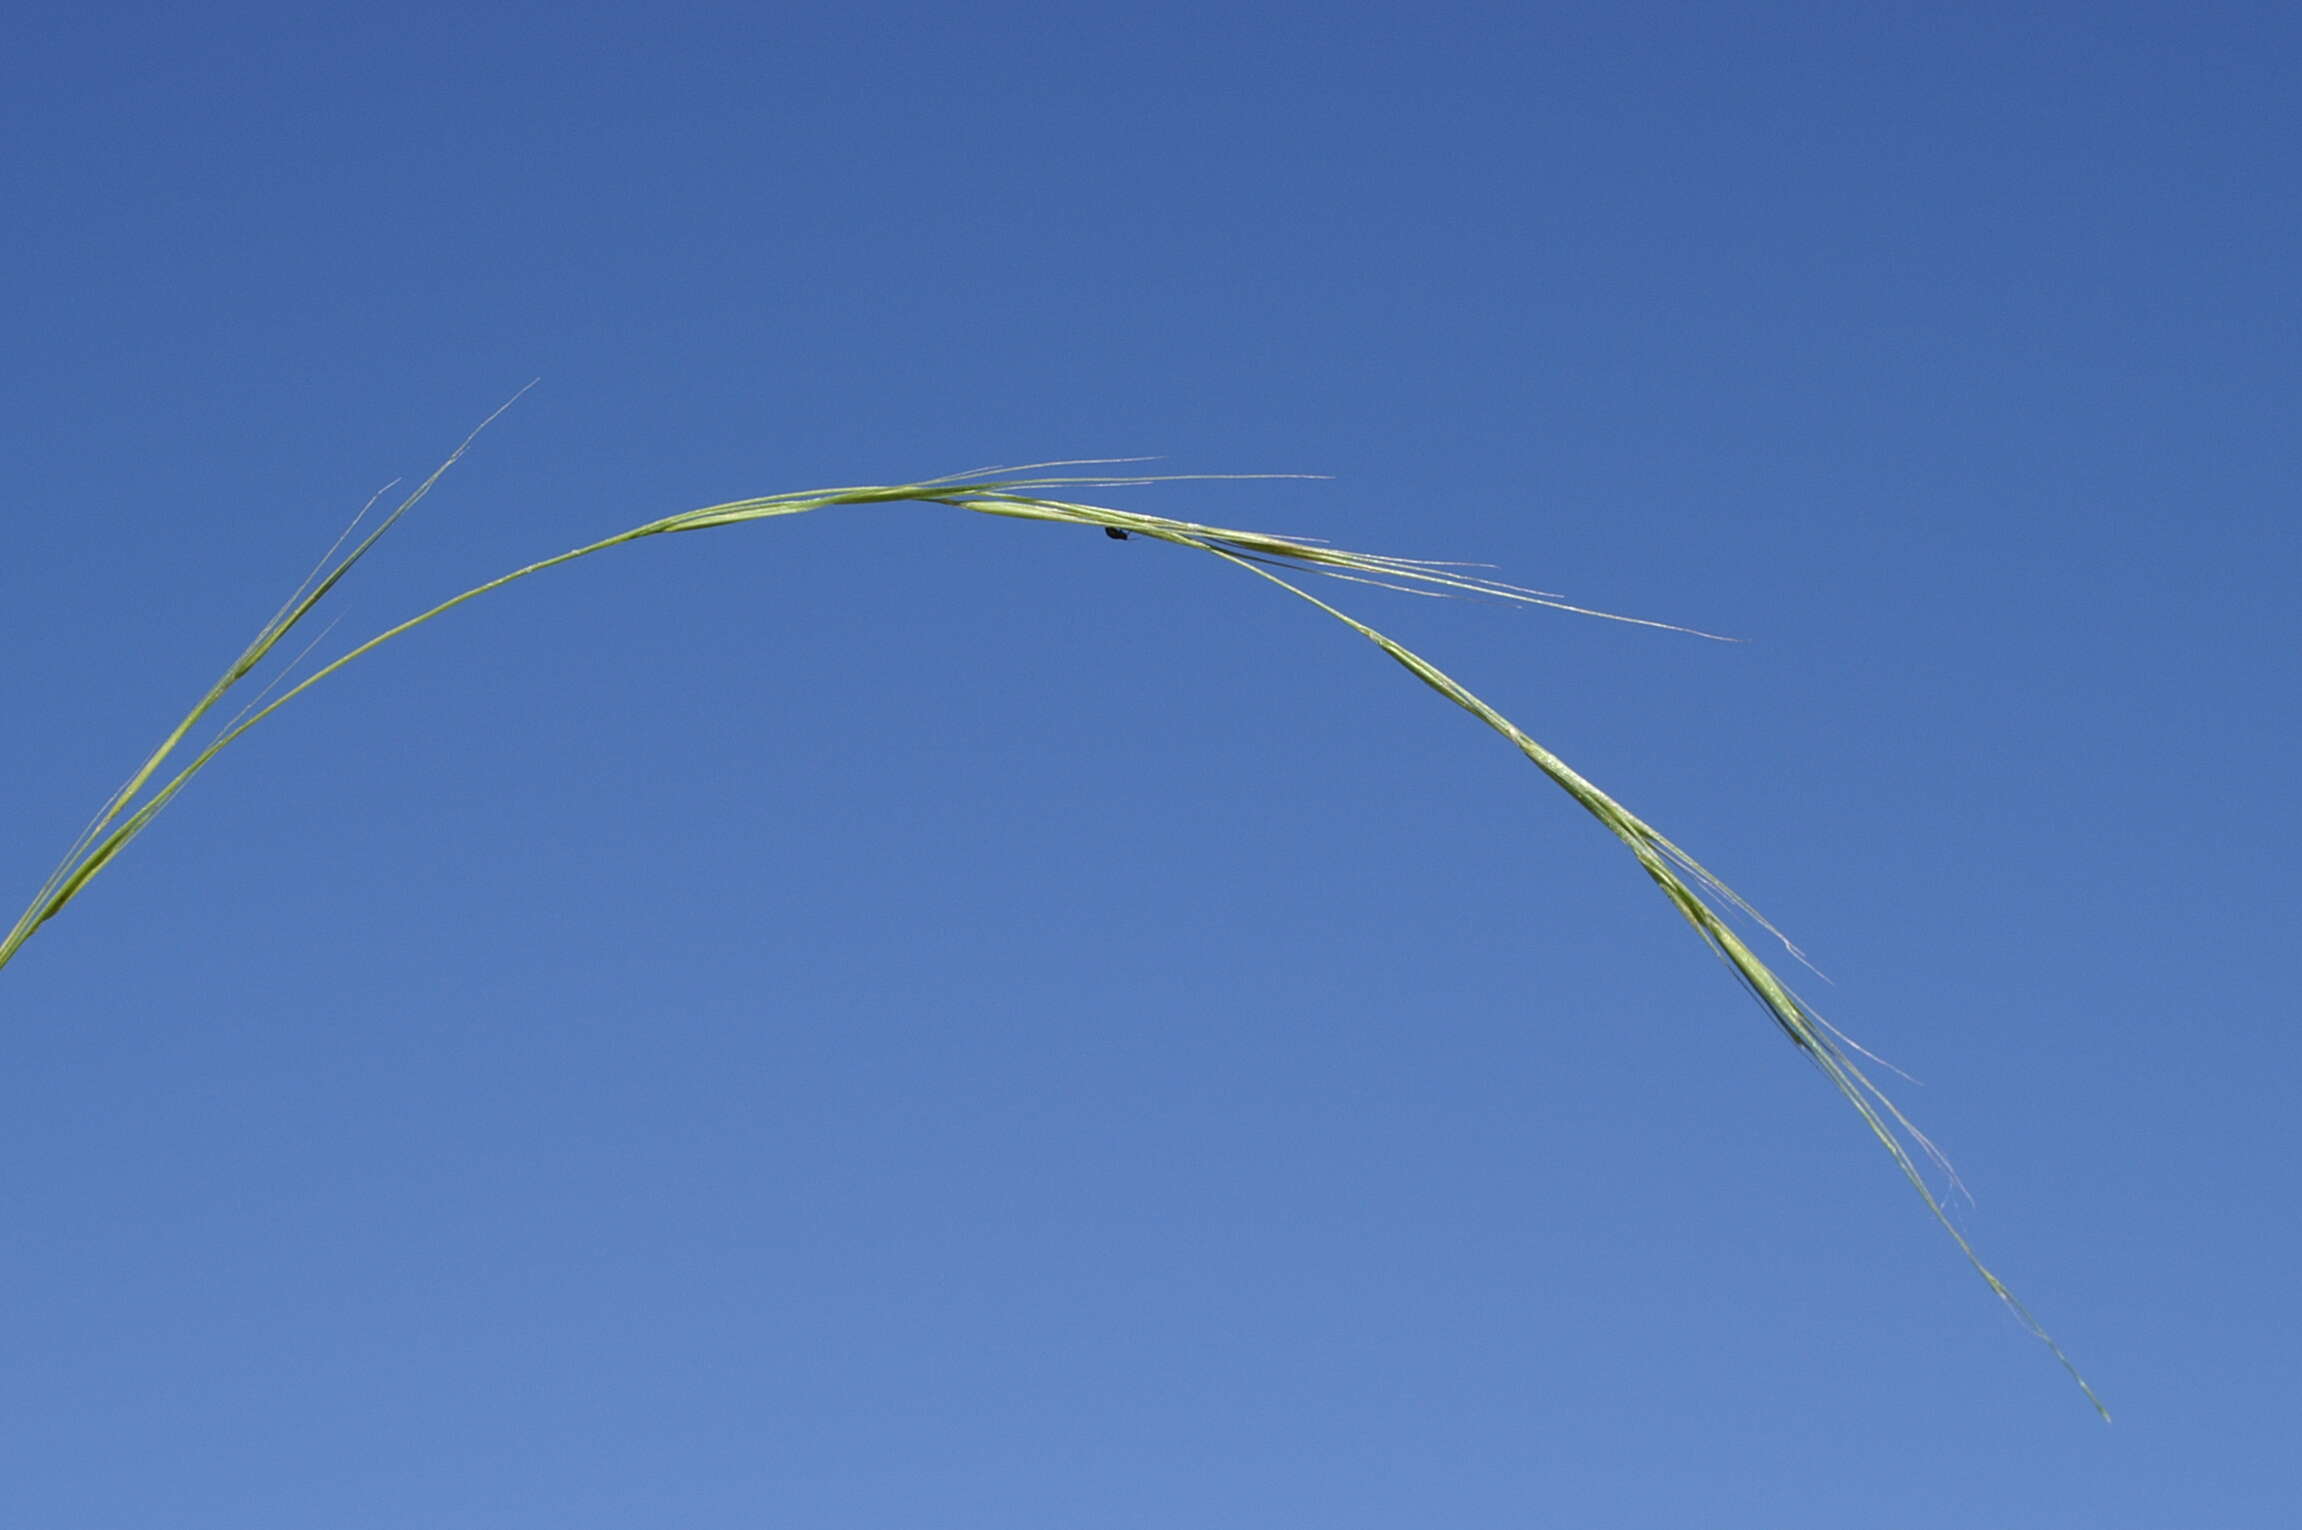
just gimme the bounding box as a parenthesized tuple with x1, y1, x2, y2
(0, 417, 2103, 1418)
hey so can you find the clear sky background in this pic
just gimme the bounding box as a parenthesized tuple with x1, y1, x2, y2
(3, 3, 2296, 1526)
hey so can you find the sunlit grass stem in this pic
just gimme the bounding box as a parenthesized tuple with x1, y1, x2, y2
(0, 418, 2105, 1418)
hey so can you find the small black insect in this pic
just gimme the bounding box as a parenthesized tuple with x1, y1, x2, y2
(1104, 527, 1130, 540)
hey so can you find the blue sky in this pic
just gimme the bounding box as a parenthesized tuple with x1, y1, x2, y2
(3, 2, 2296, 1525)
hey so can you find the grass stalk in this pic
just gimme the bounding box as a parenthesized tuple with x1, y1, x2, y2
(0, 423, 2104, 1417)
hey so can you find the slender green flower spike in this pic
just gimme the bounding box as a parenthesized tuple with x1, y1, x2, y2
(0, 402, 2105, 1417)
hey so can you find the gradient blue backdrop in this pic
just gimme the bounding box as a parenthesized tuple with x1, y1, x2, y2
(4, 3, 2296, 1525)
